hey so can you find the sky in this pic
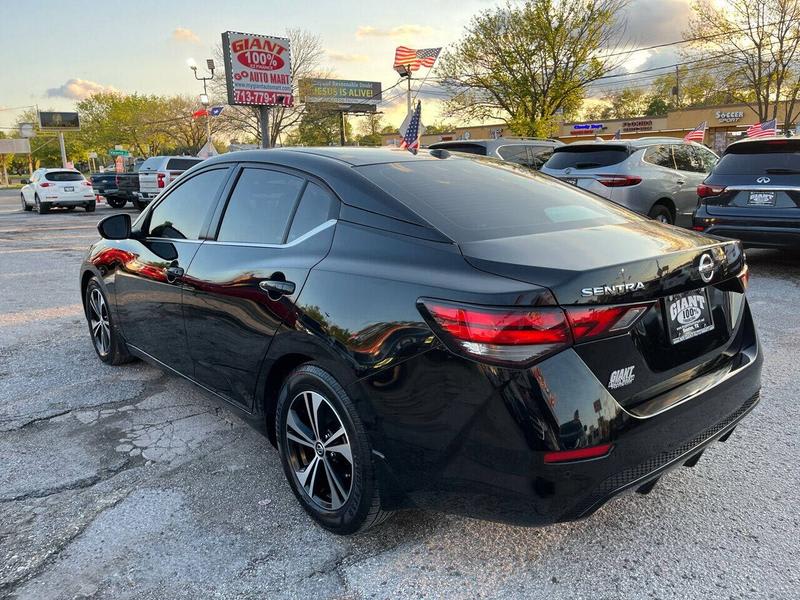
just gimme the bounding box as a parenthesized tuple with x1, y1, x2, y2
(0, 0, 693, 134)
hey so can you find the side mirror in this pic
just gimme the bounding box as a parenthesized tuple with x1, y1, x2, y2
(98, 213, 131, 240)
(21, 179, 29, 184)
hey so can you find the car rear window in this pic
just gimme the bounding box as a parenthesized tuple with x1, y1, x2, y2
(139, 158, 161, 172)
(45, 171, 83, 182)
(356, 157, 631, 243)
(427, 143, 487, 156)
(167, 158, 203, 171)
(714, 140, 800, 175)
(544, 146, 630, 170)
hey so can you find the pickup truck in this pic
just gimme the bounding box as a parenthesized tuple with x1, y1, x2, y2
(90, 171, 140, 208)
(136, 156, 204, 209)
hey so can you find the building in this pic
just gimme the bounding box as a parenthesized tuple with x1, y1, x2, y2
(382, 102, 797, 154)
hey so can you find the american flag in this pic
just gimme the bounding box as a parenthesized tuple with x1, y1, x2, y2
(747, 118, 778, 138)
(399, 101, 423, 154)
(394, 47, 441, 72)
(684, 121, 707, 142)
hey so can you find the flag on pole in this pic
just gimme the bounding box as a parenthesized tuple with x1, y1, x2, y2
(746, 118, 777, 138)
(684, 121, 707, 142)
(613, 129, 622, 140)
(192, 108, 208, 119)
(399, 101, 424, 155)
(393, 47, 441, 73)
(209, 106, 225, 117)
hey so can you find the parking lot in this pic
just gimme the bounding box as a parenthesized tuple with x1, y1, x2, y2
(0, 186, 798, 599)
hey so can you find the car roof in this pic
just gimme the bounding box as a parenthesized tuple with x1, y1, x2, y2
(724, 136, 799, 150)
(429, 137, 562, 148)
(203, 146, 447, 168)
(556, 138, 703, 151)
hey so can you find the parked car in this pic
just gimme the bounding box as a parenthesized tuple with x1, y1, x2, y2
(90, 172, 119, 202)
(21, 168, 96, 213)
(115, 171, 141, 208)
(81, 148, 760, 535)
(694, 137, 800, 249)
(135, 156, 204, 209)
(540, 138, 719, 226)
(428, 137, 563, 170)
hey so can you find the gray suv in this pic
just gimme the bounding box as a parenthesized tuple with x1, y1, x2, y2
(428, 137, 563, 171)
(540, 138, 719, 226)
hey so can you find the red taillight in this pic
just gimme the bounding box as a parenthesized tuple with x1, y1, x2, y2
(544, 443, 613, 463)
(83, 180, 92, 187)
(691, 225, 706, 231)
(596, 174, 641, 187)
(40, 182, 52, 187)
(157, 172, 166, 188)
(565, 303, 652, 342)
(697, 184, 726, 198)
(419, 300, 571, 365)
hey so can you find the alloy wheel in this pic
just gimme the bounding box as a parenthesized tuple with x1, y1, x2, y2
(88, 288, 111, 356)
(285, 390, 353, 510)
(656, 215, 670, 224)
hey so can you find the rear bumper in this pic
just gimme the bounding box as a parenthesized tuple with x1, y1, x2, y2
(43, 198, 95, 207)
(360, 304, 762, 525)
(694, 207, 800, 249)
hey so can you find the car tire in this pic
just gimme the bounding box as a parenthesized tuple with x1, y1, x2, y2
(132, 199, 146, 211)
(21, 194, 31, 211)
(84, 278, 134, 365)
(275, 364, 392, 535)
(35, 195, 50, 214)
(107, 196, 127, 209)
(648, 204, 673, 225)
(85, 201, 96, 212)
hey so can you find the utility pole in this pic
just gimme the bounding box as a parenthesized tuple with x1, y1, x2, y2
(58, 132, 67, 168)
(340, 111, 347, 146)
(259, 106, 271, 149)
(406, 75, 412, 115)
(673, 65, 681, 107)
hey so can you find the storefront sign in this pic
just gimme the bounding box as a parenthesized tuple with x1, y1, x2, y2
(715, 110, 744, 123)
(622, 119, 653, 132)
(299, 79, 381, 113)
(571, 123, 605, 133)
(222, 31, 293, 106)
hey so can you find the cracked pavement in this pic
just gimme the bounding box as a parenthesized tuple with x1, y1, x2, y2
(0, 189, 798, 599)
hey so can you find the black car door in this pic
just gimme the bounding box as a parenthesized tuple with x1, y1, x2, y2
(182, 165, 339, 410)
(114, 167, 231, 375)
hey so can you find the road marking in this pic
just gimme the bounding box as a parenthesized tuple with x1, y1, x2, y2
(0, 246, 87, 254)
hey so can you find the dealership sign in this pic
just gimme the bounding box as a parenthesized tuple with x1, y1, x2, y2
(716, 110, 744, 123)
(299, 79, 381, 113)
(222, 31, 293, 106)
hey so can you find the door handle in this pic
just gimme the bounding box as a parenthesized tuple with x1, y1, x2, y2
(165, 264, 184, 283)
(259, 278, 296, 297)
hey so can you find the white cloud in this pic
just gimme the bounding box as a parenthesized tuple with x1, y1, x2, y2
(172, 27, 201, 44)
(327, 51, 370, 63)
(45, 79, 118, 100)
(356, 25, 433, 39)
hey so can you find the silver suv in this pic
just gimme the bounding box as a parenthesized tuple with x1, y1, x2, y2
(135, 155, 204, 209)
(428, 137, 563, 171)
(540, 138, 719, 226)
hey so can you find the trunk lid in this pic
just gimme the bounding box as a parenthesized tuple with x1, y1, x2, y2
(459, 220, 747, 411)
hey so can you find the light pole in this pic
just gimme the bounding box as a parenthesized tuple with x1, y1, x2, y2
(188, 58, 215, 148)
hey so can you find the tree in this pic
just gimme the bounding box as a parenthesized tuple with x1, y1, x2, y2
(423, 121, 454, 135)
(598, 88, 650, 119)
(285, 107, 352, 146)
(648, 67, 743, 111)
(212, 28, 326, 146)
(437, 0, 629, 136)
(355, 113, 384, 146)
(686, 0, 800, 125)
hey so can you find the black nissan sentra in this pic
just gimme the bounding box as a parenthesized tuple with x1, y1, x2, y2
(80, 148, 761, 534)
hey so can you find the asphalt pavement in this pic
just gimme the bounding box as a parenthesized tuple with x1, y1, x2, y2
(0, 187, 798, 600)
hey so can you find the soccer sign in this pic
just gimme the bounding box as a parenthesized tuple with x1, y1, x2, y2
(222, 31, 293, 107)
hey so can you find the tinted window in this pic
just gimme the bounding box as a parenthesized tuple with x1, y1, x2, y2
(544, 146, 629, 169)
(428, 142, 487, 155)
(530, 146, 554, 169)
(148, 169, 227, 239)
(45, 171, 83, 181)
(643, 145, 675, 169)
(497, 145, 530, 166)
(287, 182, 337, 243)
(167, 158, 203, 171)
(672, 145, 702, 172)
(217, 168, 304, 244)
(692, 146, 718, 172)
(714, 140, 800, 174)
(139, 157, 161, 172)
(357, 157, 632, 243)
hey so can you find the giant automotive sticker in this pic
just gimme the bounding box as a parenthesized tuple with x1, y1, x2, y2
(664, 289, 715, 344)
(222, 31, 293, 107)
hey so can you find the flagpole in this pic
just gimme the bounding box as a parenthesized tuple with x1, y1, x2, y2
(407, 75, 412, 115)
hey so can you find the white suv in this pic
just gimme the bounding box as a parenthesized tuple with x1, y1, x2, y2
(135, 156, 204, 210)
(20, 168, 96, 214)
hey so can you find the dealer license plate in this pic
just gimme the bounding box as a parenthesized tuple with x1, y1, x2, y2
(562, 178, 577, 186)
(748, 191, 776, 206)
(663, 288, 715, 344)
(64, 186, 74, 192)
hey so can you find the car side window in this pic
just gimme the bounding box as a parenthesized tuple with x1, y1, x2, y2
(497, 145, 531, 167)
(530, 146, 554, 169)
(217, 168, 304, 245)
(287, 182, 338, 243)
(644, 145, 675, 169)
(147, 168, 228, 240)
(692, 146, 718, 172)
(672, 145, 700, 172)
